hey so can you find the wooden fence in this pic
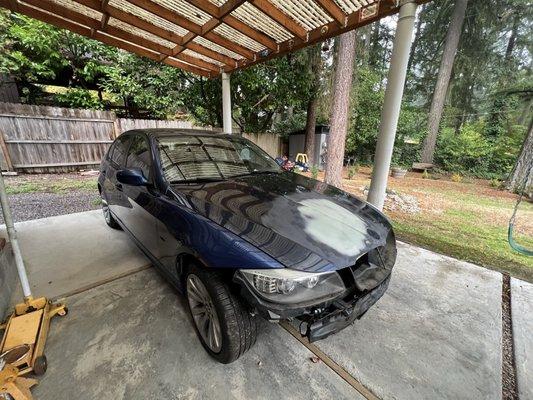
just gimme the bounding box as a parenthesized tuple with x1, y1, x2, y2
(0, 103, 282, 173)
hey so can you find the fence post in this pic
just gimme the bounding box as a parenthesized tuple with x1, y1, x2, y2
(112, 115, 121, 139)
(0, 130, 14, 171)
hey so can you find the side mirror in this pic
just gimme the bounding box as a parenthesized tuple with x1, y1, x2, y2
(116, 168, 148, 186)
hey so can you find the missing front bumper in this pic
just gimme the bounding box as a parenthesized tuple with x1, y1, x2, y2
(303, 275, 391, 342)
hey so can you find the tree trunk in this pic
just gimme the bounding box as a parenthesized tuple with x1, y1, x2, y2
(304, 96, 317, 165)
(303, 45, 322, 166)
(421, 0, 468, 164)
(507, 117, 533, 194)
(407, 8, 424, 73)
(325, 31, 357, 188)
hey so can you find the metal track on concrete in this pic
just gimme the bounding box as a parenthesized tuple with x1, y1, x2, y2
(52, 263, 153, 300)
(280, 321, 380, 400)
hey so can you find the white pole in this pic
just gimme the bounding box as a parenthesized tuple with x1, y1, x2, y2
(222, 72, 232, 134)
(367, 1, 417, 210)
(0, 172, 32, 298)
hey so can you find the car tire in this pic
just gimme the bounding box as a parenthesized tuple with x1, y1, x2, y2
(101, 196, 121, 230)
(186, 265, 257, 364)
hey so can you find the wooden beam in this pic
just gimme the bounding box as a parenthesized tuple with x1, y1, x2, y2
(23, 0, 173, 55)
(162, 58, 212, 77)
(315, 0, 346, 27)
(219, 0, 247, 18)
(186, 42, 237, 67)
(249, 0, 308, 41)
(2, 1, 213, 77)
(76, 0, 185, 44)
(126, 0, 202, 35)
(124, 0, 254, 60)
(184, 0, 219, 18)
(100, 0, 110, 29)
(229, 2, 406, 72)
(204, 31, 255, 59)
(224, 15, 278, 51)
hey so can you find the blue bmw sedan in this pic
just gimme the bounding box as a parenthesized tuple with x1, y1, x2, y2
(98, 129, 397, 363)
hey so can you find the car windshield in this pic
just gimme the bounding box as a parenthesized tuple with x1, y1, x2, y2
(157, 135, 281, 183)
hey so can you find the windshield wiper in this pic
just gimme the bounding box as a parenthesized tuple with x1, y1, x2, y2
(229, 170, 281, 179)
(169, 177, 226, 184)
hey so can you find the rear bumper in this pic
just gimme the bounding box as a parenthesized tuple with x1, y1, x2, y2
(236, 273, 391, 341)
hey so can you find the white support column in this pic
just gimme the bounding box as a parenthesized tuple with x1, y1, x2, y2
(222, 72, 232, 134)
(367, 1, 417, 210)
(0, 172, 32, 299)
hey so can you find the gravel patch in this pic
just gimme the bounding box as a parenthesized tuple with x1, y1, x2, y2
(0, 191, 101, 224)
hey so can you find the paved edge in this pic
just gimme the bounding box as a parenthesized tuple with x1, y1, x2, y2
(511, 277, 533, 400)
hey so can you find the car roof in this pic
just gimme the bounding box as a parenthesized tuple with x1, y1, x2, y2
(121, 128, 227, 138)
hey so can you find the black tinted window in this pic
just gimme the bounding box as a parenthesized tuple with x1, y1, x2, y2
(126, 135, 151, 179)
(111, 135, 130, 166)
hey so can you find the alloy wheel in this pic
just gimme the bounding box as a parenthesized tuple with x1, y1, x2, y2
(187, 274, 223, 353)
(101, 197, 111, 224)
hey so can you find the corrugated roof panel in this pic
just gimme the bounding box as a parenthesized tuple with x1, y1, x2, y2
(231, 2, 293, 43)
(213, 23, 264, 52)
(109, 0, 190, 37)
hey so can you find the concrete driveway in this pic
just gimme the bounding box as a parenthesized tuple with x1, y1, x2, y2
(3, 210, 531, 399)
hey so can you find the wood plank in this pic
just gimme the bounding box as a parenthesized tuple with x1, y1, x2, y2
(185, 0, 219, 17)
(249, 0, 308, 41)
(13, 161, 102, 168)
(315, 0, 346, 26)
(0, 130, 14, 171)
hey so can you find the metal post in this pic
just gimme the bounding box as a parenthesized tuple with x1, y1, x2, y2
(222, 72, 232, 134)
(0, 172, 32, 298)
(367, 1, 417, 210)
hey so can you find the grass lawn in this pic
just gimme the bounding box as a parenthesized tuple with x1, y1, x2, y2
(5, 170, 532, 282)
(5, 173, 98, 194)
(317, 167, 533, 283)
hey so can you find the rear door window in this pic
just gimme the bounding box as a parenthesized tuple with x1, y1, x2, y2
(126, 134, 152, 179)
(111, 135, 131, 167)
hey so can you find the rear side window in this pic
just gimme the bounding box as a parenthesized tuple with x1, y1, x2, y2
(126, 135, 152, 179)
(111, 135, 130, 166)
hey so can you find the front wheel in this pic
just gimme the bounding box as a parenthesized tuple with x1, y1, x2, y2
(101, 196, 121, 230)
(186, 266, 257, 363)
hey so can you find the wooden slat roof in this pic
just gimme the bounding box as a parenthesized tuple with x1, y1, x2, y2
(0, 0, 423, 77)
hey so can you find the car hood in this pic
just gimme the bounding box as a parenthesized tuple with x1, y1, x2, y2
(170, 172, 392, 272)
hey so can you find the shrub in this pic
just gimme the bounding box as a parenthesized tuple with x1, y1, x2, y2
(451, 173, 463, 183)
(347, 164, 359, 180)
(310, 165, 319, 180)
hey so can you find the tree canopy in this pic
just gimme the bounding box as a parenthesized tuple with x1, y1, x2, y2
(0, 0, 531, 180)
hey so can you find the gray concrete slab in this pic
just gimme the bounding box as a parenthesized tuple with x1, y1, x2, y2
(314, 242, 503, 400)
(0, 210, 147, 300)
(511, 278, 533, 400)
(35, 268, 363, 400)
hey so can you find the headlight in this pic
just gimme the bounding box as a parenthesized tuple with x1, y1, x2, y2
(239, 269, 345, 305)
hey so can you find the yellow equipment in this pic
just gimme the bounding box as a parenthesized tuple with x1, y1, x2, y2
(0, 172, 67, 400)
(295, 153, 309, 164)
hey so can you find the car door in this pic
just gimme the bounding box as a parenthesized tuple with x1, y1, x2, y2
(122, 134, 159, 258)
(104, 134, 131, 224)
